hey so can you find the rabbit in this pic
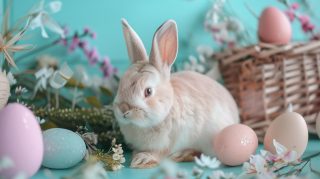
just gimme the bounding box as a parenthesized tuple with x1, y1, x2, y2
(113, 18, 240, 168)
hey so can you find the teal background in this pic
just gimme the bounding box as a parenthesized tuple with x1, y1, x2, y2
(5, 0, 320, 74)
(3, 0, 320, 178)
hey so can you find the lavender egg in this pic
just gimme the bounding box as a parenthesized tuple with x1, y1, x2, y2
(42, 128, 86, 169)
(0, 103, 43, 178)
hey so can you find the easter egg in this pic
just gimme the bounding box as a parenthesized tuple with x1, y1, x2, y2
(0, 72, 10, 109)
(264, 111, 308, 158)
(42, 128, 86, 169)
(213, 124, 258, 166)
(0, 103, 43, 178)
(258, 7, 292, 44)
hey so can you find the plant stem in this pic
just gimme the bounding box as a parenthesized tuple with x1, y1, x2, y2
(72, 80, 80, 110)
(276, 152, 320, 177)
(55, 89, 59, 109)
(275, 151, 320, 174)
(15, 32, 88, 63)
(1, 56, 10, 72)
(302, 151, 320, 162)
(47, 88, 51, 109)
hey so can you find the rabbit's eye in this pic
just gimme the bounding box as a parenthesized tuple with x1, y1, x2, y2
(144, 87, 153, 97)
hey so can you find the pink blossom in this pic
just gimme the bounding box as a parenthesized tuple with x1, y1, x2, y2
(298, 15, 310, 25)
(78, 40, 89, 49)
(290, 3, 299, 10)
(84, 27, 91, 34)
(299, 15, 315, 33)
(243, 139, 301, 177)
(80, 41, 91, 61)
(87, 48, 100, 65)
(69, 34, 80, 52)
(57, 38, 67, 46)
(83, 27, 97, 39)
(302, 23, 314, 33)
(285, 10, 295, 22)
(101, 56, 115, 78)
(63, 26, 69, 36)
(90, 32, 97, 39)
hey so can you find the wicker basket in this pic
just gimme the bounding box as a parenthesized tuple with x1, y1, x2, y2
(214, 41, 320, 141)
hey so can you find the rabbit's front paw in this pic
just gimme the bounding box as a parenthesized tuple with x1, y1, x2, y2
(170, 149, 200, 162)
(130, 152, 159, 168)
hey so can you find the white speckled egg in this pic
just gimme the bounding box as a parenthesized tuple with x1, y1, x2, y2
(264, 111, 308, 158)
(0, 72, 10, 109)
(42, 128, 86, 169)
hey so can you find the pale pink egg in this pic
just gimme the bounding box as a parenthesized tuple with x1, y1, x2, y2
(264, 111, 308, 158)
(258, 7, 292, 44)
(213, 124, 258, 166)
(0, 103, 43, 178)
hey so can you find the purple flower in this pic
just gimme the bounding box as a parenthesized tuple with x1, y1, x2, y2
(284, 10, 295, 22)
(87, 48, 100, 65)
(101, 56, 117, 78)
(69, 34, 80, 52)
(299, 15, 315, 33)
(78, 40, 89, 49)
(63, 26, 69, 36)
(84, 27, 91, 34)
(90, 32, 97, 39)
(78, 40, 91, 58)
(83, 27, 97, 39)
(290, 3, 299, 10)
(302, 22, 315, 33)
(57, 38, 67, 46)
(298, 15, 310, 25)
(283, 2, 316, 34)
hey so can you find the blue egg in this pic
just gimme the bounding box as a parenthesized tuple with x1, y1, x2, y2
(42, 128, 86, 169)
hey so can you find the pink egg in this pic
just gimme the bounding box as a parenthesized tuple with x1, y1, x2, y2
(0, 103, 43, 178)
(258, 7, 292, 44)
(213, 124, 258, 166)
(264, 111, 308, 158)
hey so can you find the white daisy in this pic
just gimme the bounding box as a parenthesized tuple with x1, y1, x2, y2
(29, 0, 64, 38)
(194, 154, 221, 169)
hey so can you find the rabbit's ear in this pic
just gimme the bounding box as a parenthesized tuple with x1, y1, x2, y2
(150, 20, 178, 70)
(121, 18, 148, 63)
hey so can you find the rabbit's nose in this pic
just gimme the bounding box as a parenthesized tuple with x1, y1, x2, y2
(119, 102, 131, 114)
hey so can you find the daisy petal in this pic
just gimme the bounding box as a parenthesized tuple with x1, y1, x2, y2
(42, 14, 65, 38)
(273, 139, 287, 156)
(49, 71, 67, 89)
(194, 156, 206, 167)
(207, 158, 221, 169)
